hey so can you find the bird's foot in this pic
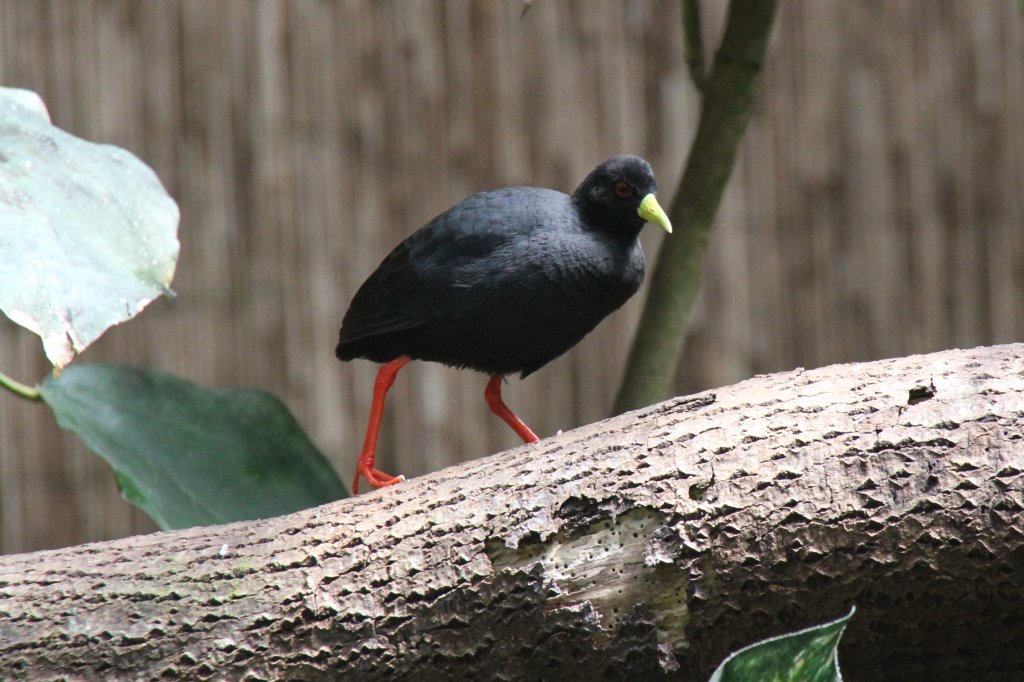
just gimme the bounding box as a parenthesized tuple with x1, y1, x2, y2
(353, 465, 405, 494)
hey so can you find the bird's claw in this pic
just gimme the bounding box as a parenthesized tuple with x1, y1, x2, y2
(354, 466, 405, 494)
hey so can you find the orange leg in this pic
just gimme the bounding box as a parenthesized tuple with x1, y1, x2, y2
(353, 356, 412, 494)
(484, 374, 539, 443)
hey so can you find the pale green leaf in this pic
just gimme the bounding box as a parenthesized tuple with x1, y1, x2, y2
(0, 87, 179, 368)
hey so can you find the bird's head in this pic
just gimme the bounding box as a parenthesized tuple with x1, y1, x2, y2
(573, 155, 672, 238)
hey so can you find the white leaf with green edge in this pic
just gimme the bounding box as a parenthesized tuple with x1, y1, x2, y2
(39, 364, 348, 530)
(0, 87, 179, 369)
(709, 607, 854, 682)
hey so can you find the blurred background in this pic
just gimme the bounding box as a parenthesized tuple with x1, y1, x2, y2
(0, 0, 1021, 554)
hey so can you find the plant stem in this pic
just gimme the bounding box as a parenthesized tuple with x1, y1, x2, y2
(613, 0, 779, 415)
(0, 369, 42, 401)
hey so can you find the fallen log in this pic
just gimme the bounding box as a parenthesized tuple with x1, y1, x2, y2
(2, 344, 1022, 680)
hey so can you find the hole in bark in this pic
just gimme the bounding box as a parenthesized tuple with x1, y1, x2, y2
(908, 382, 936, 405)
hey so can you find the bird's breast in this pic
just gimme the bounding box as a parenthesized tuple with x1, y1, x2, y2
(559, 233, 645, 300)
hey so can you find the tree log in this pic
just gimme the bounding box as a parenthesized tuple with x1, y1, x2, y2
(2, 344, 1023, 680)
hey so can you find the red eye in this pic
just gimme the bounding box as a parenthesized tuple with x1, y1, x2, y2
(614, 181, 633, 198)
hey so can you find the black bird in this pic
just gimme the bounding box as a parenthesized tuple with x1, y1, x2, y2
(337, 155, 671, 493)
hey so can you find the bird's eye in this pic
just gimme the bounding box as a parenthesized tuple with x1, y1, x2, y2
(614, 181, 634, 199)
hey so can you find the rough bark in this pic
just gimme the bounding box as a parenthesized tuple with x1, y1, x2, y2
(2, 344, 1023, 681)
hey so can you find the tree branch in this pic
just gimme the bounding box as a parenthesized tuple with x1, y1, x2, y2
(682, 0, 707, 93)
(614, 0, 779, 414)
(2, 344, 1023, 680)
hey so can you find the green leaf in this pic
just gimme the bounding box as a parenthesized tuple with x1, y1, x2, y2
(39, 364, 348, 530)
(708, 607, 854, 682)
(0, 87, 179, 369)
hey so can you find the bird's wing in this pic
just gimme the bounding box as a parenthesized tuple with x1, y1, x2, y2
(339, 189, 552, 345)
(337, 237, 428, 343)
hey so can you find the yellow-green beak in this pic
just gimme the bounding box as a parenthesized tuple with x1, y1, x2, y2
(638, 193, 672, 234)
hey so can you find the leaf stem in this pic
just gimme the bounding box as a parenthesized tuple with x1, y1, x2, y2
(0, 369, 42, 401)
